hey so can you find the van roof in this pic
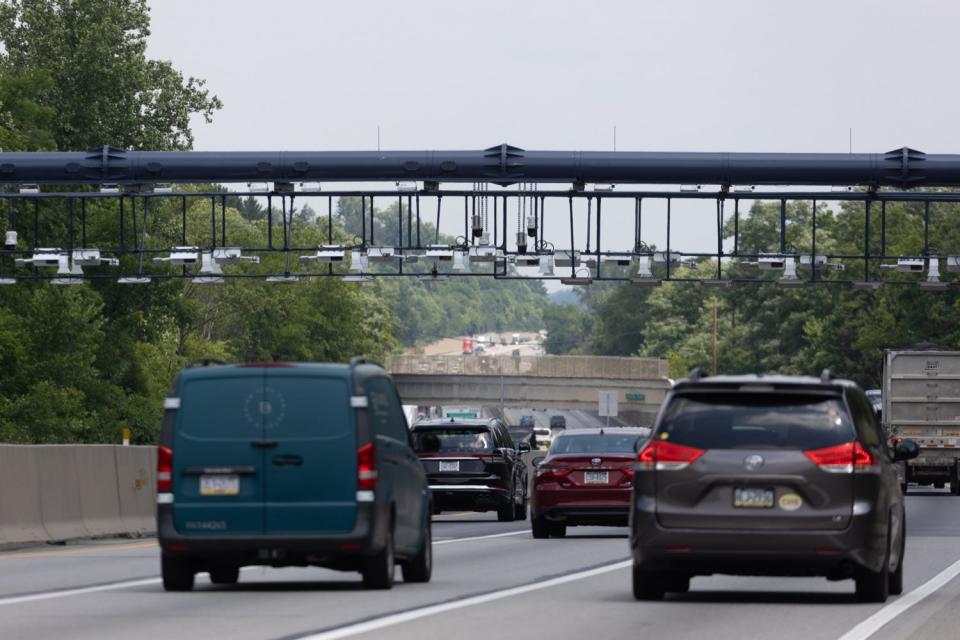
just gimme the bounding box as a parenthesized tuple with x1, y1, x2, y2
(177, 362, 385, 382)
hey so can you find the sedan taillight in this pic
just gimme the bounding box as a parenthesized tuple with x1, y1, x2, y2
(536, 467, 572, 481)
(637, 440, 705, 471)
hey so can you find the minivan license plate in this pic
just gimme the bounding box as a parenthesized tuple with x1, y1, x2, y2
(200, 475, 239, 496)
(439, 461, 460, 472)
(734, 487, 774, 508)
(584, 471, 609, 484)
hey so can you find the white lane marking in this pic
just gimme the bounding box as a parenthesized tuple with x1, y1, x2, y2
(0, 577, 161, 606)
(434, 530, 527, 545)
(837, 558, 960, 640)
(0, 531, 529, 604)
(296, 559, 632, 640)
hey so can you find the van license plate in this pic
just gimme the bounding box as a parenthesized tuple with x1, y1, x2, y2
(200, 475, 239, 496)
(439, 461, 460, 472)
(734, 487, 774, 508)
(584, 471, 609, 484)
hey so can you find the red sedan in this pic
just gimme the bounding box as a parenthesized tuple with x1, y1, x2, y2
(532, 427, 650, 538)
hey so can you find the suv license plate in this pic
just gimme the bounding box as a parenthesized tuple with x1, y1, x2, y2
(439, 461, 460, 472)
(200, 474, 239, 496)
(584, 471, 609, 484)
(734, 487, 774, 508)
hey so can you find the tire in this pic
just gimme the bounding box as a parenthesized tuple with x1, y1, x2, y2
(402, 519, 432, 583)
(209, 566, 239, 585)
(889, 520, 905, 596)
(632, 563, 666, 601)
(161, 554, 195, 592)
(934, 482, 945, 490)
(531, 516, 550, 539)
(362, 526, 395, 590)
(666, 574, 691, 594)
(497, 490, 516, 522)
(950, 463, 960, 496)
(901, 483, 908, 495)
(856, 527, 891, 603)
(514, 491, 528, 521)
(549, 522, 567, 538)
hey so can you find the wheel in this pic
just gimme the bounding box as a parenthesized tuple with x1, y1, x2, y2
(665, 574, 690, 594)
(209, 566, 239, 585)
(161, 554, 195, 592)
(950, 463, 960, 496)
(549, 522, 566, 538)
(402, 519, 432, 583)
(856, 527, 890, 603)
(497, 489, 516, 522)
(934, 482, 945, 490)
(514, 491, 527, 521)
(632, 563, 666, 601)
(531, 516, 550, 539)
(362, 526, 395, 589)
(889, 520, 905, 596)
(901, 482, 908, 495)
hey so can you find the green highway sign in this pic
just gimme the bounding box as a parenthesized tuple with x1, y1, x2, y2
(447, 411, 478, 418)
(625, 393, 646, 402)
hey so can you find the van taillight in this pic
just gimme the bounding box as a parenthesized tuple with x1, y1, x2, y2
(357, 443, 378, 490)
(804, 441, 876, 473)
(157, 446, 173, 492)
(637, 440, 705, 471)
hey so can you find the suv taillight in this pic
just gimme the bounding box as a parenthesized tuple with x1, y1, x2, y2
(157, 446, 173, 492)
(357, 443, 378, 490)
(804, 441, 876, 473)
(637, 440, 705, 471)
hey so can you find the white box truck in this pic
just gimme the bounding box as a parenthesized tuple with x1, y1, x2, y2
(883, 345, 960, 495)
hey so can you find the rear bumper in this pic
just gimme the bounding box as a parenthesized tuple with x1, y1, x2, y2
(630, 501, 887, 576)
(430, 484, 512, 511)
(157, 502, 386, 568)
(535, 505, 629, 527)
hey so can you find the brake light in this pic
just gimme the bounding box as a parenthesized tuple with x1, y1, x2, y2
(536, 467, 572, 481)
(637, 440, 705, 471)
(157, 446, 173, 492)
(619, 467, 636, 485)
(804, 441, 876, 473)
(357, 443, 378, 490)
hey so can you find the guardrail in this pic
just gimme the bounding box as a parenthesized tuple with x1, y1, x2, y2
(0, 445, 156, 548)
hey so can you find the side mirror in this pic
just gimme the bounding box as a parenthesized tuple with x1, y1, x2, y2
(893, 439, 920, 462)
(517, 442, 531, 453)
(532, 456, 545, 468)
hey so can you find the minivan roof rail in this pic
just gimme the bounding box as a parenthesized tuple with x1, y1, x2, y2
(820, 368, 835, 382)
(688, 366, 706, 381)
(187, 358, 226, 368)
(349, 356, 384, 368)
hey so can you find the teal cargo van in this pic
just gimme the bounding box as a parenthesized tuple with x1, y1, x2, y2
(157, 358, 431, 591)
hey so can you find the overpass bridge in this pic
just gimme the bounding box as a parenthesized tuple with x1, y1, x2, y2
(387, 354, 671, 425)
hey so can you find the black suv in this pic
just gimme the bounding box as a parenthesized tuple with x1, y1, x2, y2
(630, 371, 919, 602)
(412, 418, 529, 521)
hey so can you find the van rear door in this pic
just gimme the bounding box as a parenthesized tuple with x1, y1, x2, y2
(173, 371, 266, 535)
(263, 368, 357, 535)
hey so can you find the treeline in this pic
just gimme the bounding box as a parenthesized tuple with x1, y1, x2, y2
(0, 0, 547, 444)
(545, 198, 960, 388)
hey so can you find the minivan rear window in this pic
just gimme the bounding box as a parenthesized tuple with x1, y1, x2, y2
(412, 428, 493, 454)
(659, 393, 855, 450)
(550, 433, 640, 455)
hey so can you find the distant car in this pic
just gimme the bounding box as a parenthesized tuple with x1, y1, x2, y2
(630, 372, 919, 602)
(474, 345, 486, 354)
(866, 388, 882, 415)
(549, 415, 567, 431)
(519, 415, 536, 429)
(532, 428, 648, 538)
(412, 418, 529, 521)
(533, 426, 552, 449)
(157, 359, 432, 591)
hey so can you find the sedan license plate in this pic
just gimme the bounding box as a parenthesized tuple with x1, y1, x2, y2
(583, 471, 609, 484)
(734, 487, 774, 508)
(200, 474, 239, 496)
(439, 461, 460, 472)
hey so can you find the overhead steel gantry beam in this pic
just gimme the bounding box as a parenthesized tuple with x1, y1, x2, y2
(0, 144, 945, 188)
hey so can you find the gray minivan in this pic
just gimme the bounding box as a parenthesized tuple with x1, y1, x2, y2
(157, 358, 431, 591)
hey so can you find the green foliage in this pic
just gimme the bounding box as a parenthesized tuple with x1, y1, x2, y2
(542, 302, 592, 355)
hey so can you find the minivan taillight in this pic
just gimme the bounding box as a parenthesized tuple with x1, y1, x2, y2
(357, 443, 378, 490)
(804, 441, 876, 474)
(157, 446, 173, 492)
(637, 440, 705, 471)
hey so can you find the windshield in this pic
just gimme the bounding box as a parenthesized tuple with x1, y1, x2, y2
(550, 433, 641, 455)
(412, 428, 493, 454)
(659, 393, 855, 450)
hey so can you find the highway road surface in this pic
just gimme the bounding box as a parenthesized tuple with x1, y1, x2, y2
(1, 491, 960, 640)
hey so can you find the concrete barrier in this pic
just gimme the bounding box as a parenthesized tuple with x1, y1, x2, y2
(74, 446, 125, 537)
(115, 446, 156, 535)
(0, 446, 46, 546)
(0, 445, 157, 548)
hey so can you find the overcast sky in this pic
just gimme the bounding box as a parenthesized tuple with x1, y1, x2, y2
(146, 0, 960, 263)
